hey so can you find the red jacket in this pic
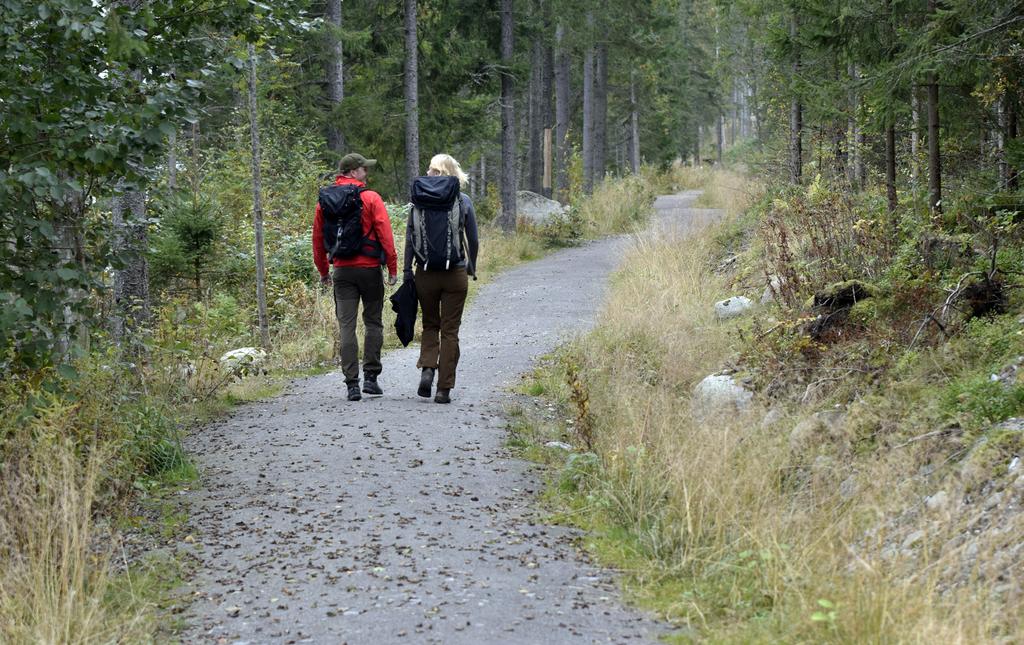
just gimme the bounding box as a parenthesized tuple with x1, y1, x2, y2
(312, 176, 398, 277)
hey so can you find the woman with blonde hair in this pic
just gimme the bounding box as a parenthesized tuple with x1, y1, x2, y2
(403, 153, 480, 403)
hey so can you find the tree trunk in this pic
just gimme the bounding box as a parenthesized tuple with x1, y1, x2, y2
(498, 0, 517, 232)
(911, 85, 920, 186)
(480, 155, 487, 198)
(789, 14, 802, 184)
(716, 113, 725, 165)
(998, 98, 1009, 188)
(325, 0, 346, 156)
(528, 34, 544, 193)
(582, 13, 595, 194)
(554, 22, 570, 202)
(1009, 90, 1019, 189)
(847, 64, 864, 190)
(247, 43, 270, 349)
(167, 127, 177, 190)
(926, 0, 941, 212)
(630, 70, 641, 174)
(696, 124, 702, 166)
(593, 41, 608, 186)
(886, 124, 897, 214)
(404, 0, 420, 197)
(190, 120, 201, 196)
(927, 72, 941, 212)
(112, 151, 150, 339)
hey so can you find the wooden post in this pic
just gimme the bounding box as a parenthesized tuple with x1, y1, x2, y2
(543, 128, 552, 198)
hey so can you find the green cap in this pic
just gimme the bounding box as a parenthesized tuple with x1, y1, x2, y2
(339, 153, 377, 173)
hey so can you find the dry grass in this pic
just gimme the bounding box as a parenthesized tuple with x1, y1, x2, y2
(576, 174, 657, 236)
(553, 170, 1017, 643)
(0, 430, 150, 644)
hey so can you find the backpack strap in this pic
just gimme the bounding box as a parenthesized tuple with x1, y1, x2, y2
(411, 204, 427, 266)
(445, 197, 462, 270)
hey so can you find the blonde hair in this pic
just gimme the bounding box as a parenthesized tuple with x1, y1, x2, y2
(428, 153, 470, 188)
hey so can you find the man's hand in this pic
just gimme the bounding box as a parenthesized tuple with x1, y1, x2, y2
(387, 274, 397, 286)
(320, 274, 331, 288)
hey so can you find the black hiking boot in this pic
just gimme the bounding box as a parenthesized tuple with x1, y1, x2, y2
(362, 375, 383, 396)
(434, 388, 451, 404)
(417, 368, 435, 398)
(347, 384, 362, 401)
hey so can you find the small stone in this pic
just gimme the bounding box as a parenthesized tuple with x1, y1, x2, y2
(544, 441, 572, 451)
(225, 606, 241, 617)
(964, 541, 980, 559)
(902, 530, 925, 550)
(925, 490, 949, 513)
(714, 296, 754, 320)
(1008, 455, 1021, 475)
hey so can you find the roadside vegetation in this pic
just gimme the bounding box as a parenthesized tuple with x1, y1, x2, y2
(515, 167, 1024, 643)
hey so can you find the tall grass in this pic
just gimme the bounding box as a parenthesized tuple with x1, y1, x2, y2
(0, 430, 150, 643)
(546, 170, 1015, 642)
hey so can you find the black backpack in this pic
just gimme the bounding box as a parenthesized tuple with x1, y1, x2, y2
(409, 175, 465, 270)
(319, 184, 381, 262)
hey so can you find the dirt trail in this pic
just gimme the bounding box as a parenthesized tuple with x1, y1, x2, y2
(180, 190, 715, 644)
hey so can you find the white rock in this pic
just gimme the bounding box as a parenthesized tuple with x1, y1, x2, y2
(545, 441, 573, 451)
(714, 296, 754, 320)
(516, 191, 568, 225)
(1009, 455, 1021, 475)
(219, 347, 267, 376)
(693, 374, 753, 414)
(925, 490, 949, 513)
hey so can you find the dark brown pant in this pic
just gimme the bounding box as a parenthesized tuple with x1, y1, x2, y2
(415, 266, 468, 389)
(333, 266, 384, 385)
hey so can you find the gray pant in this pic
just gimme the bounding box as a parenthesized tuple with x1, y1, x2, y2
(332, 267, 384, 385)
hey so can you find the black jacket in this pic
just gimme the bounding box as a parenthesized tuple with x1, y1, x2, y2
(389, 278, 418, 347)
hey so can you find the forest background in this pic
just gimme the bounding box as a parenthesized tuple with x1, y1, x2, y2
(1, 0, 1023, 642)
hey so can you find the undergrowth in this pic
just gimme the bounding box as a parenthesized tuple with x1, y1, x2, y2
(513, 169, 1024, 643)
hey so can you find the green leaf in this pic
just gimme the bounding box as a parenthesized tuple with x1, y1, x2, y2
(57, 364, 79, 381)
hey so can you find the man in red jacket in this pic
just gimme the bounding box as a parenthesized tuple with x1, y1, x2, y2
(313, 153, 398, 401)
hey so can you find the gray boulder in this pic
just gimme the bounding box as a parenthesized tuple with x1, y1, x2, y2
(693, 374, 753, 414)
(219, 347, 267, 377)
(516, 191, 568, 225)
(714, 296, 753, 320)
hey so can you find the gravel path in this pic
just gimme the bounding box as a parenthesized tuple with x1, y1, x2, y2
(180, 190, 712, 644)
